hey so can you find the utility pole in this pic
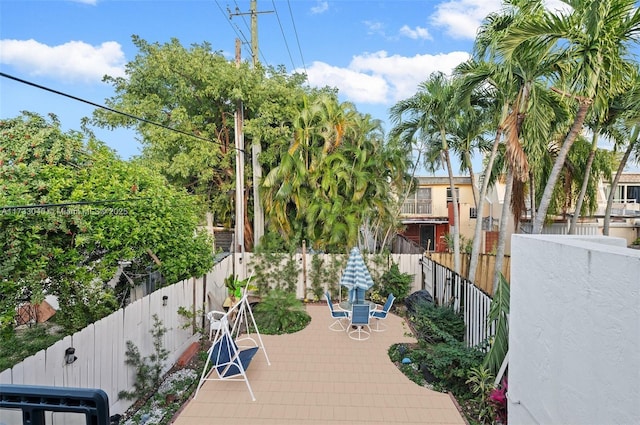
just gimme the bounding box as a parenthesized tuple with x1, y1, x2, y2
(229, 0, 272, 249)
(234, 39, 245, 274)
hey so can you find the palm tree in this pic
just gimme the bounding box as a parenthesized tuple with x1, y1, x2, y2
(390, 72, 463, 273)
(603, 71, 640, 234)
(263, 94, 407, 252)
(459, 0, 565, 287)
(500, 0, 640, 234)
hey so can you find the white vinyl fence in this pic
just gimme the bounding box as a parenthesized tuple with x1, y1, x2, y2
(422, 256, 495, 349)
(235, 253, 424, 300)
(0, 256, 234, 420)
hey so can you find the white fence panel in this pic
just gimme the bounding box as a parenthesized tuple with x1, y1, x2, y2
(424, 255, 496, 349)
(0, 367, 12, 384)
(464, 282, 493, 348)
(391, 254, 423, 293)
(47, 336, 71, 387)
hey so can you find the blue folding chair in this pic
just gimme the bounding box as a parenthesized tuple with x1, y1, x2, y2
(325, 292, 350, 331)
(348, 304, 371, 341)
(370, 293, 395, 332)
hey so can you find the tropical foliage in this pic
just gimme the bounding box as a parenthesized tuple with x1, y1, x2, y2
(0, 113, 213, 335)
(262, 93, 412, 252)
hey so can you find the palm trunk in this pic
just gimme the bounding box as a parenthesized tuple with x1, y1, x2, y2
(529, 171, 536, 228)
(493, 168, 513, 295)
(604, 126, 639, 234)
(466, 151, 479, 208)
(444, 148, 461, 274)
(569, 130, 599, 234)
(532, 99, 592, 233)
(468, 115, 505, 284)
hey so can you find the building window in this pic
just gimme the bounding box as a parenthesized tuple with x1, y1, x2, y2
(446, 187, 460, 202)
(627, 185, 640, 203)
(401, 187, 432, 215)
(470, 207, 477, 219)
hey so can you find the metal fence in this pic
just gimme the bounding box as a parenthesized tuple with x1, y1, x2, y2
(423, 256, 494, 349)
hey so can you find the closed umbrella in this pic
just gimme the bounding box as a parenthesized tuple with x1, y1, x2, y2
(340, 247, 374, 304)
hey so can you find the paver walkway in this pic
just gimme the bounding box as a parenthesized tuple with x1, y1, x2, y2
(173, 303, 466, 424)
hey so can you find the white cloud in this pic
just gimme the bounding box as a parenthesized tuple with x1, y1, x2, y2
(364, 20, 385, 36)
(430, 0, 502, 39)
(0, 39, 126, 84)
(310, 1, 328, 15)
(399, 25, 432, 40)
(302, 50, 470, 106)
(69, 0, 98, 4)
(304, 61, 389, 103)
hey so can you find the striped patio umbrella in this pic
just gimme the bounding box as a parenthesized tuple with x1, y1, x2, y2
(339, 247, 374, 304)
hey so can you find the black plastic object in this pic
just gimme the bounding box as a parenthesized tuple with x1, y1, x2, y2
(404, 289, 434, 314)
(0, 384, 110, 425)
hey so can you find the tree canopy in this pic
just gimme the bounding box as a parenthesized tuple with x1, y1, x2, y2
(94, 36, 413, 252)
(0, 112, 213, 334)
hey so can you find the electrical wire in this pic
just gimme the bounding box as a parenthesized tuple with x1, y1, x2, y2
(0, 72, 245, 154)
(272, 0, 297, 71)
(214, 0, 253, 59)
(287, 0, 308, 75)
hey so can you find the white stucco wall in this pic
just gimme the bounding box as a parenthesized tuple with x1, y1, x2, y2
(510, 235, 640, 425)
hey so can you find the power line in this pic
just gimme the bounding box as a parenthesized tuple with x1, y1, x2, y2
(0, 72, 245, 154)
(214, 0, 253, 59)
(272, 0, 297, 71)
(287, 0, 308, 75)
(228, 1, 271, 66)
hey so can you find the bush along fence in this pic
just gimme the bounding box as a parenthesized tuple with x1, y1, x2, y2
(422, 255, 495, 349)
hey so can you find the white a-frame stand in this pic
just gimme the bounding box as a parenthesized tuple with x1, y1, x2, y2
(194, 288, 270, 401)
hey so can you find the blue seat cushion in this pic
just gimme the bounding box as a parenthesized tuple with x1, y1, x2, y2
(371, 310, 386, 319)
(211, 334, 259, 377)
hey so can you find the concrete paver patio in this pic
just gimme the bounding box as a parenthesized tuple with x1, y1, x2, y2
(172, 303, 466, 424)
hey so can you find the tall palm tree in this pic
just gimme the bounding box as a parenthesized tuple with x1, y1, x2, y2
(500, 0, 640, 234)
(603, 71, 640, 234)
(390, 72, 463, 273)
(459, 0, 565, 287)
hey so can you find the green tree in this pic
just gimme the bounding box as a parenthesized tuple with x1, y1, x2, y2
(0, 113, 213, 334)
(262, 93, 410, 252)
(94, 37, 310, 249)
(603, 70, 640, 235)
(390, 72, 463, 274)
(500, 0, 640, 233)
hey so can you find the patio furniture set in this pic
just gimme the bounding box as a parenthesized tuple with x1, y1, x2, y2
(326, 291, 396, 340)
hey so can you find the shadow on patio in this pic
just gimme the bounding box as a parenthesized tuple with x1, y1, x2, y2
(172, 303, 466, 424)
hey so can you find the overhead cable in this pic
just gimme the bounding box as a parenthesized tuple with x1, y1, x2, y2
(0, 72, 245, 153)
(272, 0, 297, 71)
(287, 0, 308, 75)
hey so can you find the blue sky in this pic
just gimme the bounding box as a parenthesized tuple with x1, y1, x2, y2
(0, 0, 505, 160)
(2, 0, 637, 174)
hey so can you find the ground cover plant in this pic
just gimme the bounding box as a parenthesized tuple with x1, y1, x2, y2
(390, 296, 505, 425)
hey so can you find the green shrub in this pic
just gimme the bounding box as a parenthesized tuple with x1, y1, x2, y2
(411, 302, 466, 342)
(253, 289, 310, 334)
(378, 262, 413, 301)
(423, 341, 484, 396)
